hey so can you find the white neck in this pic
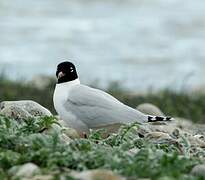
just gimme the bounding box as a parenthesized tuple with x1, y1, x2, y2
(56, 78, 80, 86)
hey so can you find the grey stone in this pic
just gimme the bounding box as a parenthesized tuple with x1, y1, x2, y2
(61, 127, 80, 139)
(136, 103, 164, 116)
(0, 100, 52, 119)
(188, 135, 205, 148)
(50, 118, 80, 139)
(8, 165, 21, 176)
(0, 105, 31, 120)
(191, 164, 205, 176)
(15, 163, 40, 178)
(145, 132, 174, 144)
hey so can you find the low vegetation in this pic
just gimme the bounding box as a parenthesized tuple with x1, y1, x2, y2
(0, 115, 203, 179)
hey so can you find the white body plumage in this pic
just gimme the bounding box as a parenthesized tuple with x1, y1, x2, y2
(53, 61, 172, 134)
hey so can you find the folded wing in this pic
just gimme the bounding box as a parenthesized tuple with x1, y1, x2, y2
(64, 84, 147, 128)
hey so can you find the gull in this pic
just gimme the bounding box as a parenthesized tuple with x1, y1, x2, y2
(53, 61, 172, 134)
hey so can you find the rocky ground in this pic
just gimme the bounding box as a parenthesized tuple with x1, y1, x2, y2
(0, 100, 205, 179)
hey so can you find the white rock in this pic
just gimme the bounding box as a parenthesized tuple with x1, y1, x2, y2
(15, 163, 40, 178)
(136, 103, 164, 116)
(0, 105, 31, 120)
(0, 100, 52, 119)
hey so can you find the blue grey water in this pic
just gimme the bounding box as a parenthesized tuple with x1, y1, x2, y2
(0, 0, 205, 91)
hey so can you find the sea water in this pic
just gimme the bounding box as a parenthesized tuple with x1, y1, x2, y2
(0, 0, 205, 91)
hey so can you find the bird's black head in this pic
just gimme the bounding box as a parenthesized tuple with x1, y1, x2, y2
(56, 61, 78, 84)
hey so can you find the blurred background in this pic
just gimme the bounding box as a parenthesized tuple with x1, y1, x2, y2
(1, 0, 205, 122)
(1, 0, 205, 91)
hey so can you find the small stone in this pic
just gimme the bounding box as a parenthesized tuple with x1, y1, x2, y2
(194, 134, 204, 140)
(191, 164, 205, 176)
(136, 103, 164, 116)
(145, 132, 174, 143)
(62, 127, 80, 139)
(15, 163, 40, 178)
(172, 128, 181, 138)
(147, 124, 176, 135)
(71, 170, 125, 180)
(57, 119, 80, 138)
(188, 135, 205, 148)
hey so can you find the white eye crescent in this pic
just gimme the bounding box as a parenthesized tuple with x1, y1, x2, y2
(70, 66, 74, 72)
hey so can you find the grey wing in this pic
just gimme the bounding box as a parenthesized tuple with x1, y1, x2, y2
(65, 84, 148, 128)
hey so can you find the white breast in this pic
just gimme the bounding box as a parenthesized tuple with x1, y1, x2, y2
(53, 79, 89, 133)
(53, 83, 71, 118)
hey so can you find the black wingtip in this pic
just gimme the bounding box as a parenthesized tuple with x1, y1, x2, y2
(148, 116, 153, 122)
(148, 116, 173, 122)
(166, 117, 172, 121)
